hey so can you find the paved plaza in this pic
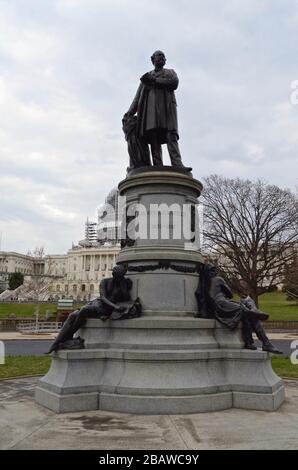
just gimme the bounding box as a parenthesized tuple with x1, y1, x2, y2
(0, 377, 297, 450)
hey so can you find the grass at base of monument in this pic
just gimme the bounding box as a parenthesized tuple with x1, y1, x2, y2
(0, 356, 297, 380)
(0, 302, 56, 318)
(258, 292, 298, 321)
(271, 357, 298, 379)
(0, 302, 83, 318)
(0, 356, 51, 379)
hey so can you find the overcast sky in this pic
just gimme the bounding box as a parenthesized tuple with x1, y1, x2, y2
(0, 0, 298, 254)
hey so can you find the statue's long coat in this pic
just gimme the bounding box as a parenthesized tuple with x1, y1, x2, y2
(209, 276, 243, 329)
(128, 68, 179, 145)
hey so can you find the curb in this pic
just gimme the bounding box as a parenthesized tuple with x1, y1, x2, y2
(0, 374, 44, 381)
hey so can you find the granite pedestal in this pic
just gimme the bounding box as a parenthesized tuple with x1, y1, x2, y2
(36, 316, 284, 413)
(36, 169, 285, 413)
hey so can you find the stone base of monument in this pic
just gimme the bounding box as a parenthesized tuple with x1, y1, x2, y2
(36, 169, 285, 413)
(35, 316, 285, 414)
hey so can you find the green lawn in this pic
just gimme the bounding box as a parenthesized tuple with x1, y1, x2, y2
(0, 302, 83, 318)
(271, 357, 298, 379)
(258, 292, 298, 321)
(0, 302, 56, 318)
(0, 355, 297, 380)
(0, 356, 51, 379)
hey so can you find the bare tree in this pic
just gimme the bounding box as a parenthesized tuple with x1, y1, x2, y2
(202, 175, 298, 306)
(23, 247, 55, 312)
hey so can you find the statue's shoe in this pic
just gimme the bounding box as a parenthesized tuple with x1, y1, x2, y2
(248, 311, 269, 321)
(262, 343, 283, 354)
(46, 344, 58, 354)
(46, 337, 85, 353)
(173, 164, 193, 172)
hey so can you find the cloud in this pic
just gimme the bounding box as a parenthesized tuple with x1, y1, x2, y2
(0, 0, 297, 253)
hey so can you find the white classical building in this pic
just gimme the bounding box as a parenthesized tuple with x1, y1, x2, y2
(0, 251, 35, 275)
(0, 186, 123, 301)
(48, 244, 120, 301)
(0, 251, 37, 293)
(0, 244, 121, 301)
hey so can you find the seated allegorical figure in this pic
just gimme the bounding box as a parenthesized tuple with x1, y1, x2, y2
(196, 264, 282, 354)
(122, 112, 151, 172)
(47, 265, 141, 353)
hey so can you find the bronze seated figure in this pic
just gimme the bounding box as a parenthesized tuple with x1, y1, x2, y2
(47, 265, 141, 354)
(196, 264, 282, 354)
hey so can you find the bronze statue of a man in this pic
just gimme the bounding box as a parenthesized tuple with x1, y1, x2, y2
(196, 264, 282, 354)
(47, 265, 141, 353)
(126, 50, 184, 168)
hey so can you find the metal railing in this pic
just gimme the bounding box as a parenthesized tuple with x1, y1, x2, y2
(266, 320, 298, 330)
(16, 321, 62, 334)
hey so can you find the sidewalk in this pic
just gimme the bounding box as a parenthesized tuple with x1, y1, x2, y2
(267, 331, 298, 340)
(0, 332, 57, 340)
(0, 377, 297, 450)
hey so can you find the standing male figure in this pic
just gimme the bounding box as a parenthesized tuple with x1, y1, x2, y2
(126, 50, 184, 167)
